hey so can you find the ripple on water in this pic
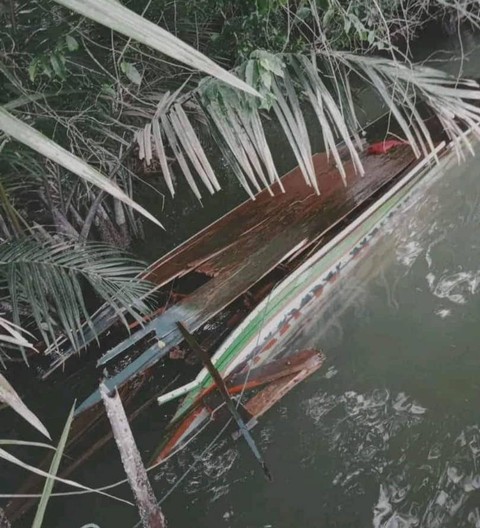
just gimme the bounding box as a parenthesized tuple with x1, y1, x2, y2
(427, 271, 480, 305)
(372, 425, 480, 528)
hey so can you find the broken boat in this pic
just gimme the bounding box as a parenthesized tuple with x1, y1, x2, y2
(6, 112, 464, 521)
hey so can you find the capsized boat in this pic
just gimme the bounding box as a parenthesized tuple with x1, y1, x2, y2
(72, 120, 427, 414)
(5, 118, 458, 522)
(153, 139, 450, 459)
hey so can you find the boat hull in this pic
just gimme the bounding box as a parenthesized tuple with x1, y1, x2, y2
(170, 142, 446, 422)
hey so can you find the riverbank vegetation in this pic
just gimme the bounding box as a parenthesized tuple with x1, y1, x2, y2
(2, 0, 480, 525)
(1, 0, 480, 359)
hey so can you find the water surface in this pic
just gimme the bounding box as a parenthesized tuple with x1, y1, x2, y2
(145, 145, 480, 528)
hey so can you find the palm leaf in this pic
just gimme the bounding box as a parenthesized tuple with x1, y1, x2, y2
(32, 404, 75, 528)
(0, 238, 154, 354)
(330, 52, 480, 158)
(271, 74, 318, 192)
(0, 317, 35, 350)
(0, 107, 162, 229)
(0, 446, 132, 505)
(0, 373, 51, 439)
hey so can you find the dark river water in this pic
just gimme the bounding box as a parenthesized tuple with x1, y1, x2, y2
(143, 136, 480, 528)
(6, 27, 480, 528)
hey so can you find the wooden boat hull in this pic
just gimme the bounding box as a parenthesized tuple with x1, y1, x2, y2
(156, 350, 325, 461)
(166, 142, 446, 423)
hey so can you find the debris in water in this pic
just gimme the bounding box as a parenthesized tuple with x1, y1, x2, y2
(100, 383, 165, 528)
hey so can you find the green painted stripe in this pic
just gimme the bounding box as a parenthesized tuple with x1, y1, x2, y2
(173, 161, 433, 421)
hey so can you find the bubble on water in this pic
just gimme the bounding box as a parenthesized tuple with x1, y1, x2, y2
(447, 466, 464, 484)
(260, 425, 274, 446)
(324, 366, 338, 379)
(426, 273, 436, 288)
(427, 271, 480, 305)
(468, 508, 480, 527)
(463, 474, 480, 492)
(428, 443, 442, 460)
(302, 392, 339, 425)
(201, 447, 238, 480)
(210, 483, 230, 502)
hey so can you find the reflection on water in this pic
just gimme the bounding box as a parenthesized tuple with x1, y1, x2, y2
(149, 147, 480, 528)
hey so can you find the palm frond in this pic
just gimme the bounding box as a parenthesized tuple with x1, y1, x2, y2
(53, 0, 259, 97)
(0, 316, 35, 351)
(0, 237, 153, 354)
(331, 52, 480, 157)
(32, 404, 75, 528)
(0, 107, 162, 229)
(134, 50, 480, 200)
(0, 372, 50, 439)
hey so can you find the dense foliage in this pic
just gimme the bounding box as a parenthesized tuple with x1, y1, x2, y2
(0, 0, 480, 357)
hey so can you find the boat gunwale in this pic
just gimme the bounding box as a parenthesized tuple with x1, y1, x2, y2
(168, 141, 448, 421)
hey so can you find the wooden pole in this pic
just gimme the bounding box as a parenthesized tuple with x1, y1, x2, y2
(176, 321, 272, 481)
(100, 383, 166, 528)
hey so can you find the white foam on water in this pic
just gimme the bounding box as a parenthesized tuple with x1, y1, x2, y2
(434, 308, 451, 318)
(428, 271, 480, 305)
(396, 240, 424, 268)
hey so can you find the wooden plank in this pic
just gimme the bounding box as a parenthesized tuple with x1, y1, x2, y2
(177, 322, 272, 481)
(145, 148, 414, 287)
(243, 352, 325, 420)
(225, 349, 320, 392)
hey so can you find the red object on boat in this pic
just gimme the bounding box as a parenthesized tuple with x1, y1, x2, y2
(367, 139, 408, 155)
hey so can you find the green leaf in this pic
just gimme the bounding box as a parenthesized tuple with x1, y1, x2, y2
(101, 83, 116, 97)
(0, 444, 132, 505)
(296, 6, 311, 20)
(32, 404, 75, 528)
(245, 59, 256, 88)
(50, 53, 66, 80)
(65, 35, 79, 51)
(53, 0, 260, 97)
(120, 62, 142, 85)
(0, 107, 162, 228)
(0, 373, 51, 439)
(41, 60, 52, 79)
(28, 61, 38, 83)
(323, 8, 335, 26)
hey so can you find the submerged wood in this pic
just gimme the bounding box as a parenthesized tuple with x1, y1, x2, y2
(177, 322, 272, 481)
(243, 351, 325, 420)
(225, 348, 322, 394)
(157, 349, 325, 459)
(9, 116, 447, 522)
(100, 384, 165, 528)
(160, 140, 448, 447)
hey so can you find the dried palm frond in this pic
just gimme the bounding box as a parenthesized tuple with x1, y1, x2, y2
(0, 107, 162, 228)
(330, 52, 480, 158)
(134, 47, 480, 201)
